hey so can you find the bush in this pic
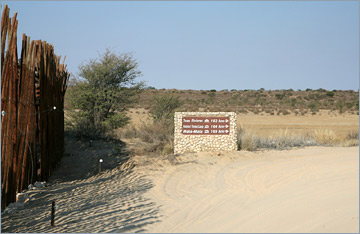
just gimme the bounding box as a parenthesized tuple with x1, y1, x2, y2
(208, 92, 216, 98)
(316, 88, 326, 92)
(313, 129, 338, 145)
(347, 130, 359, 140)
(275, 93, 285, 100)
(308, 102, 318, 112)
(150, 95, 182, 121)
(120, 119, 175, 155)
(236, 127, 256, 151)
(326, 91, 334, 97)
(66, 49, 142, 137)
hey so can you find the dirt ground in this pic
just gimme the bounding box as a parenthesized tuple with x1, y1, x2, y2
(142, 147, 359, 233)
(1, 109, 359, 233)
(1, 136, 161, 233)
(1, 135, 358, 233)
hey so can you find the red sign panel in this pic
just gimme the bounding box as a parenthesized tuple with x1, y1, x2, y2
(182, 117, 230, 135)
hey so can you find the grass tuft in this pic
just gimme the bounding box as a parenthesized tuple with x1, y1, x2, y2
(237, 127, 317, 151)
(313, 129, 338, 145)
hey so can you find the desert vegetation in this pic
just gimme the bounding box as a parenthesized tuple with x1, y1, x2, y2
(116, 95, 182, 155)
(64, 50, 358, 154)
(135, 88, 359, 115)
(65, 49, 143, 137)
(237, 126, 359, 151)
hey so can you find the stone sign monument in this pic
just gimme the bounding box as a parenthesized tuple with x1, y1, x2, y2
(174, 112, 237, 154)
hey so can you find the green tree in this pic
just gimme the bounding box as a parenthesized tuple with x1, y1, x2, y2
(67, 49, 142, 136)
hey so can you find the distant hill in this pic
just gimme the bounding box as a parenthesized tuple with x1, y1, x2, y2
(134, 88, 359, 116)
(65, 87, 359, 116)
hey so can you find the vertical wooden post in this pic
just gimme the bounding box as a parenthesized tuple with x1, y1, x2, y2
(51, 201, 55, 227)
(1, 5, 69, 211)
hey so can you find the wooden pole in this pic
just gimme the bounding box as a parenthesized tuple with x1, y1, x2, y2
(51, 201, 55, 226)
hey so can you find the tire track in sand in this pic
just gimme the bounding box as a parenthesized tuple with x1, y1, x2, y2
(146, 147, 359, 233)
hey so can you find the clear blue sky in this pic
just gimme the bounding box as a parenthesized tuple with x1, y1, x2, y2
(2, 1, 359, 91)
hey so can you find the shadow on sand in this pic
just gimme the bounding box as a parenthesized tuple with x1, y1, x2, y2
(1, 135, 161, 233)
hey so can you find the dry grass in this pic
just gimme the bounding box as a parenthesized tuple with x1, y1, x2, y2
(236, 111, 358, 140)
(237, 126, 317, 151)
(340, 130, 359, 147)
(238, 126, 359, 151)
(119, 120, 358, 154)
(347, 130, 359, 140)
(313, 129, 338, 145)
(117, 119, 174, 155)
(117, 109, 358, 154)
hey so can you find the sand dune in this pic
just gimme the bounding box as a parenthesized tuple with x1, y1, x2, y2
(1, 142, 358, 233)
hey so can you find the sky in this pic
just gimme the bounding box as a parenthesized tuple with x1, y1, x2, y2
(2, 1, 359, 91)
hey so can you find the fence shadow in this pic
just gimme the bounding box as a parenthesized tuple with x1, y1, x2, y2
(1, 135, 161, 233)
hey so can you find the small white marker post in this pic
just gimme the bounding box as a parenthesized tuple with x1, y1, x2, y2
(99, 159, 103, 173)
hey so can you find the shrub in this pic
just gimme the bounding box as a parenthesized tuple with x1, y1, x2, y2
(326, 91, 334, 97)
(119, 119, 175, 155)
(119, 124, 138, 139)
(150, 95, 182, 121)
(341, 130, 359, 147)
(138, 119, 174, 154)
(308, 102, 318, 112)
(208, 92, 216, 98)
(337, 102, 344, 114)
(275, 93, 285, 100)
(66, 49, 142, 137)
(316, 88, 326, 92)
(347, 130, 359, 140)
(237, 127, 256, 151)
(313, 129, 338, 145)
(345, 102, 354, 109)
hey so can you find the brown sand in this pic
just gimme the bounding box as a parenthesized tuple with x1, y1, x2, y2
(1, 140, 358, 233)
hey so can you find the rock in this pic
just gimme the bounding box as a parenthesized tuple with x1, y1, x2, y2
(16, 193, 28, 203)
(34, 181, 47, 188)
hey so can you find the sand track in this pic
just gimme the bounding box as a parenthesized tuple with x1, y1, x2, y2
(1, 140, 358, 233)
(145, 147, 359, 233)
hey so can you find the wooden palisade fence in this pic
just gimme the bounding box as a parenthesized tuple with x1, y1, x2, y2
(1, 5, 69, 211)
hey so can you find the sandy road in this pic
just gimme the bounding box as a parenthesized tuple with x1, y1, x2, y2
(144, 147, 359, 233)
(1, 143, 358, 233)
